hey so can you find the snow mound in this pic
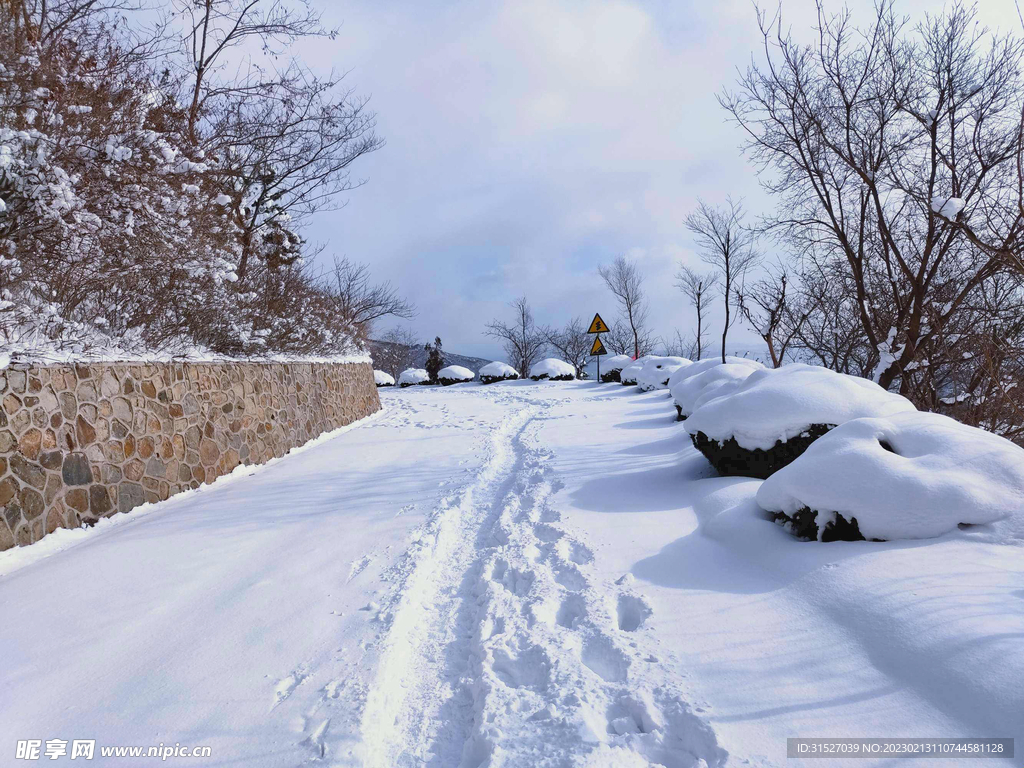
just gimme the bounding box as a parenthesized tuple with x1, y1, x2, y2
(602, 354, 634, 373)
(478, 361, 519, 384)
(757, 410, 1024, 541)
(398, 368, 430, 387)
(529, 358, 575, 381)
(685, 364, 915, 451)
(670, 360, 764, 419)
(374, 370, 395, 387)
(619, 356, 652, 386)
(438, 365, 475, 385)
(600, 354, 634, 382)
(636, 357, 690, 391)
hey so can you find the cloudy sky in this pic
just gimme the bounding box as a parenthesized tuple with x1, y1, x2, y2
(300, 0, 1021, 361)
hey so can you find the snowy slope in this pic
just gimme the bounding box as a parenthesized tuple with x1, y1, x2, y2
(0, 383, 1020, 767)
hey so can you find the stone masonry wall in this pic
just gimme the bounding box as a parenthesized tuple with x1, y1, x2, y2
(0, 361, 380, 550)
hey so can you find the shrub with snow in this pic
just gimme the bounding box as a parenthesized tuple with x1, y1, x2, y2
(619, 356, 652, 386)
(600, 354, 634, 382)
(685, 364, 915, 479)
(479, 361, 519, 384)
(757, 410, 1024, 541)
(438, 365, 475, 386)
(374, 370, 395, 387)
(529, 358, 575, 381)
(398, 368, 431, 387)
(636, 356, 690, 391)
(669, 358, 764, 420)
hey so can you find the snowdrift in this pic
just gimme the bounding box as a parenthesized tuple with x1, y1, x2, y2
(684, 364, 915, 478)
(398, 368, 431, 387)
(636, 357, 690, 391)
(374, 370, 395, 387)
(757, 410, 1024, 541)
(600, 354, 635, 382)
(478, 361, 520, 384)
(438, 365, 475, 386)
(529, 358, 575, 381)
(669, 358, 764, 420)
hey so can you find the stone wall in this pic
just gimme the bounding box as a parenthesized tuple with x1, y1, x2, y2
(0, 360, 380, 550)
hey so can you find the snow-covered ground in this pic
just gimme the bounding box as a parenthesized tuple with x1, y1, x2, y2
(1, 382, 1021, 767)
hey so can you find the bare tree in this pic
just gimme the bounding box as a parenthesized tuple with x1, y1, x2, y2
(545, 316, 591, 377)
(735, 261, 809, 368)
(598, 256, 651, 359)
(370, 326, 418, 378)
(674, 265, 719, 360)
(685, 198, 760, 363)
(323, 257, 414, 337)
(484, 297, 548, 377)
(721, 0, 1024, 396)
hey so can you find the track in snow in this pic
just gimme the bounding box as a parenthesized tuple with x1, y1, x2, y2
(360, 390, 725, 767)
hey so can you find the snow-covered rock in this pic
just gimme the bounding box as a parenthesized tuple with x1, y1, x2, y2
(374, 369, 395, 387)
(529, 358, 575, 381)
(599, 354, 634, 382)
(438, 365, 475, 386)
(636, 356, 690, 391)
(479, 361, 519, 384)
(757, 410, 1024, 541)
(398, 368, 431, 387)
(669, 358, 764, 420)
(685, 364, 915, 478)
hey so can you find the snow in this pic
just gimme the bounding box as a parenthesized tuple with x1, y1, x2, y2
(374, 369, 395, 386)
(479, 361, 519, 380)
(670, 360, 764, 419)
(618, 356, 653, 385)
(398, 367, 430, 386)
(684, 363, 916, 450)
(602, 354, 634, 373)
(1, 382, 1021, 766)
(931, 196, 966, 218)
(756, 410, 1024, 541)
(529, 357, 575, 380)
(635, 356, 690, 391)
(438, 364, 475, 383)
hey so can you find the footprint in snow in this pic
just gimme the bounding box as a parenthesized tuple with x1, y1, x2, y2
(272, 671, 306, 709)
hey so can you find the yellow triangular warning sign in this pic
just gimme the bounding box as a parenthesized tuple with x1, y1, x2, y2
(590, 336, 607, 356)
(587, 313, 609, 334)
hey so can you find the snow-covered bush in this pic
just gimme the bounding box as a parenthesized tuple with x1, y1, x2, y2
(669, 358, 765, 420)
(374, 370, 395, 387)
(685, 364, 915, 478)
(600, 354, 634, 382)
(619, 356, 652, 386)
(438, 365, 475, 386)
(529, 358, 575, 381)
(636, 356, 690, 391)
(398, 368, 431, 387)
(479, 361, 519, 384)
(757, 410, 1024, 541)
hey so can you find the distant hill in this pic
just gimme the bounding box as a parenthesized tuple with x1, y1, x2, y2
(368, 339, 492, 376)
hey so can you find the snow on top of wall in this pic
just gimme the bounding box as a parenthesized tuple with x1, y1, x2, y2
(479, 361, 518, 377)
(398, 368, 430, 385)
(756, 410, 1024, 541)
(438, 365, 475, 381)
(529, 358, 575, 379)
(2, 346, 372, 369)
(684, 363, 915, 450)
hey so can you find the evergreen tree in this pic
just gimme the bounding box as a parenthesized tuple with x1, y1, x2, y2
(424, 337, 445, 383)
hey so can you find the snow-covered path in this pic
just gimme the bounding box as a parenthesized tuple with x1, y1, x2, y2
(1, 382, 1022, 767)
